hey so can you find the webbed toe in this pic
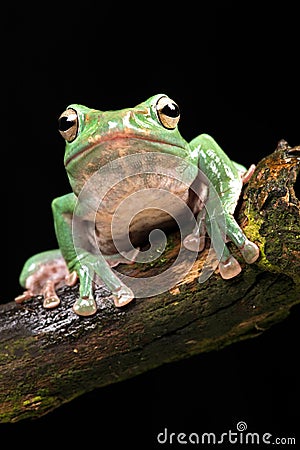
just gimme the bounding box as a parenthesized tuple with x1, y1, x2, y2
(113, 285, 135, 307)
(73, 297, 97, 316)
(43, 295, 61, 309)
(240, 239, 260, 264)
(219, 255, 242, 279)
(183, 233, 206, 252)
(15, 290, 34, 304)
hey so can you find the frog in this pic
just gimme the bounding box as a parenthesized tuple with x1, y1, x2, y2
(15, 94, 259, 316)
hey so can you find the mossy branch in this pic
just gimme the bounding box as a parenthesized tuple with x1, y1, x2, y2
(0, 140, 299, 423)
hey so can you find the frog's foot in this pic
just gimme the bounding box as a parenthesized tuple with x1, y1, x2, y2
(239, 239, 260, 264)
(42, 280, 61, 309)
(219, 255, 242, 279)
(73, 296, 97, 317)
(15, 260, 66, 308)
(183, 232, 206, 252)
(184, 209, 207, 253)
(65, 270, 78, 286)
(72, 251, 137, 316)
(15, 252, 69, 309)
(15, 290, 35, 304)
(113, 285, 135, 307)
(15, 283, 61, 309)
(72, 284, 134, 316)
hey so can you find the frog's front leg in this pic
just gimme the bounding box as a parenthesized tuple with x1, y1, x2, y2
(185, 133, 259, 280)
(52, 193, 134, 316)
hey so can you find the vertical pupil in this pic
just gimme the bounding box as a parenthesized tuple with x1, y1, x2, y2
(58, 116, 74, 131)
(163, 103, 179, 118)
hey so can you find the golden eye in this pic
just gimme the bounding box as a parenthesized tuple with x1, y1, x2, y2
(58, 108, 78, 142)
(156, 96, 180, 129)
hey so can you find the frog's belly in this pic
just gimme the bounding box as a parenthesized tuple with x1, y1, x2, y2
(89, 175, 192, 255)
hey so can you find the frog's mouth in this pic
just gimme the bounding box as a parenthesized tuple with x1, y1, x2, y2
(65, 134, 187, 167)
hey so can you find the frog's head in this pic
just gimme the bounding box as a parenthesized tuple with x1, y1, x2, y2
(58, 94, 190, 193)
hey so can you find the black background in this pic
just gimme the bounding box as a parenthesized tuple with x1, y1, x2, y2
(2, 2, 300, 447)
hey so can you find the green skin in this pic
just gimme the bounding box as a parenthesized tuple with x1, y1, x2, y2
(16, 94, 259, 316)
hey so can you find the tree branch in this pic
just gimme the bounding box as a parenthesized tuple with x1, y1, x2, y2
(1, 140, 299, 423)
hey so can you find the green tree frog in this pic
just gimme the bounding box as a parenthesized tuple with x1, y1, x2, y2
(15, 94, 259, 316)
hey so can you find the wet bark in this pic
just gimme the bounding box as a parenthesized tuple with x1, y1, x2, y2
(1, 140, 299, 423)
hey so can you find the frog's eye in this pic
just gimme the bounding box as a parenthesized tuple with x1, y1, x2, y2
(58, 108, 78, 142)
(156, 96, 180, 130)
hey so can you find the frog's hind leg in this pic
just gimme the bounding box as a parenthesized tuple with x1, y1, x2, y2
(15, 249, 73, 309)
